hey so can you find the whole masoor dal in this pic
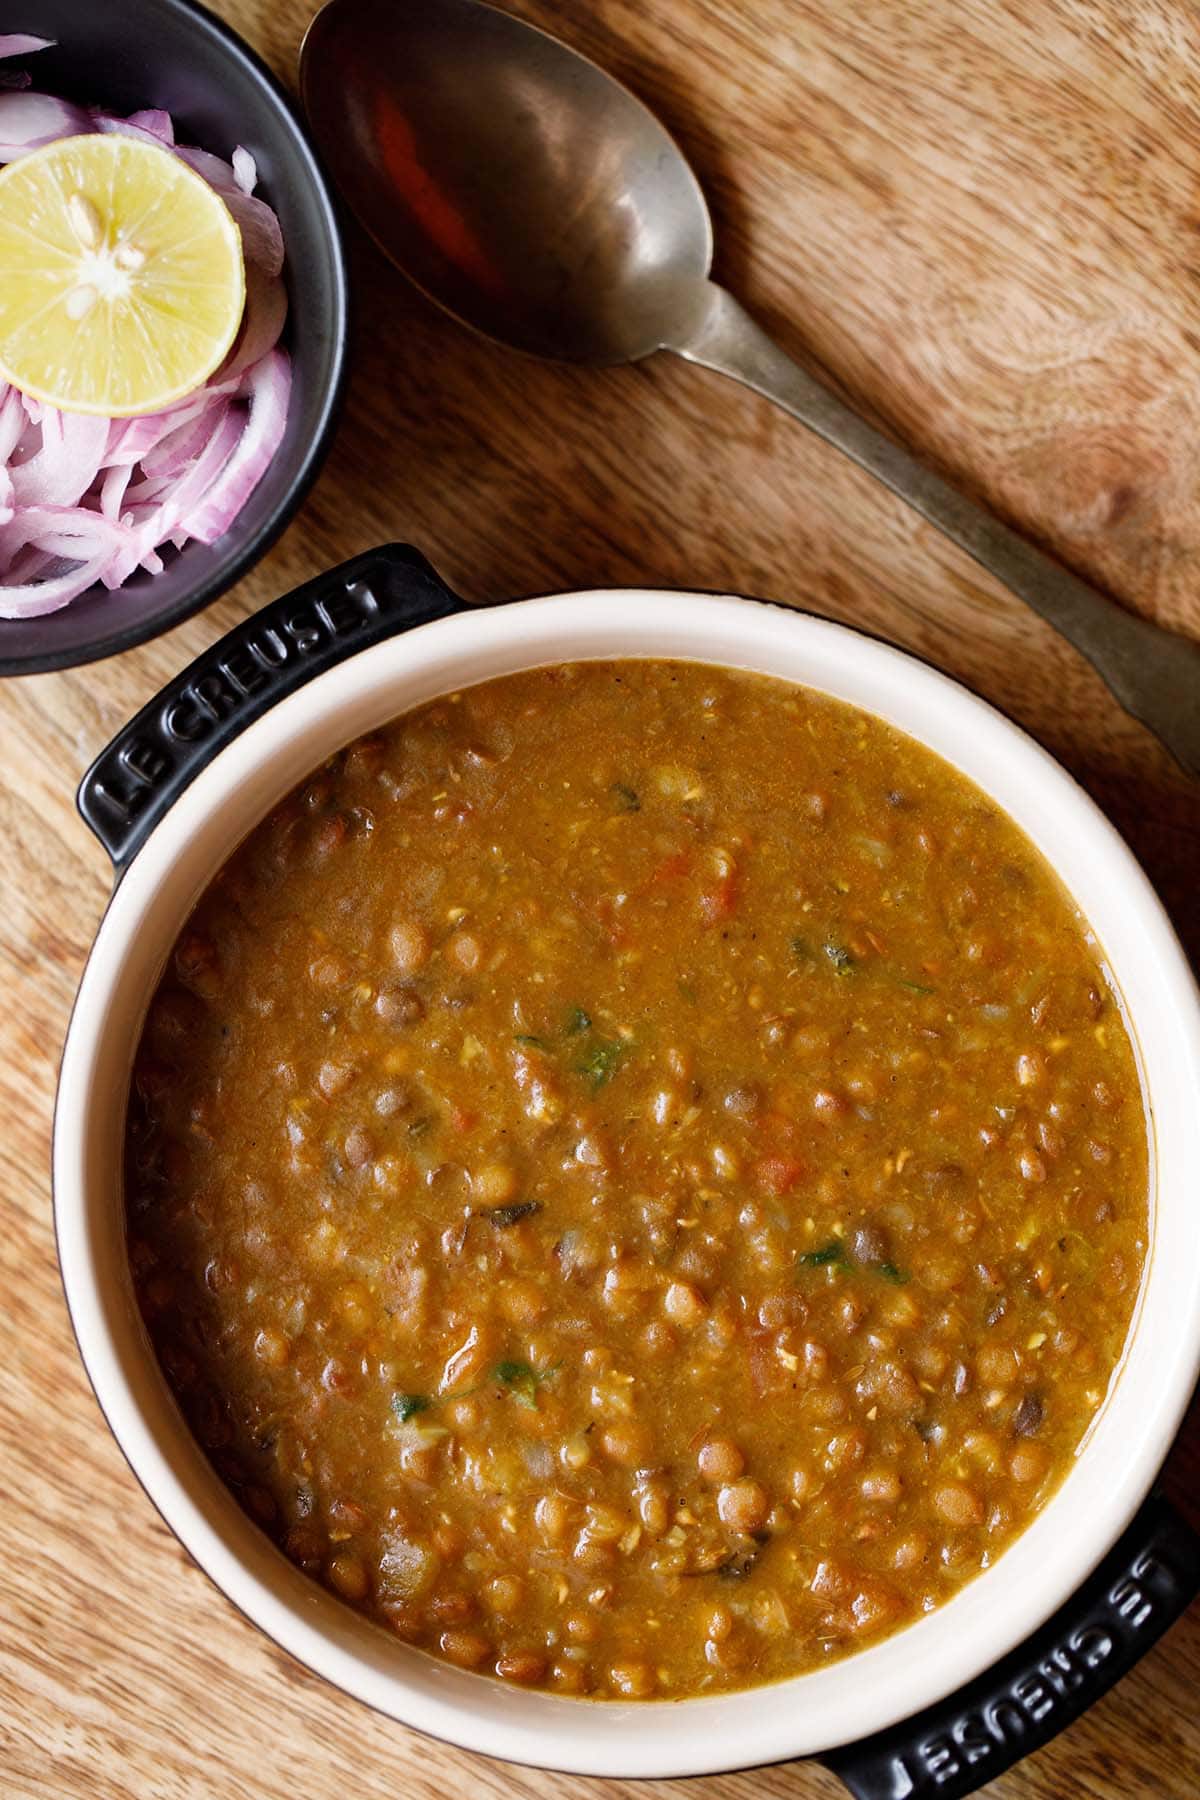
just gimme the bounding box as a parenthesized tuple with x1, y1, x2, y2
(126, 662, 1147, 1699)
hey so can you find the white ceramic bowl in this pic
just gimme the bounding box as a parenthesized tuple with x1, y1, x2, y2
(54, 550, 1200, 1785)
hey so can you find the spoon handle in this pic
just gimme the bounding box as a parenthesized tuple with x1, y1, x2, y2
(670, 281, 1200, 778)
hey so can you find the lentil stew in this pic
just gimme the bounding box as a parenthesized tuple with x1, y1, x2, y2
(125, 660, 1148, 1700)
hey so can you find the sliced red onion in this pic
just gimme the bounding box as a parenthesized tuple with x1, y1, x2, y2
(0, 387, 25, 465)
(89, 110, 175, 151)
(120, 472, 176, 510)
(0, 36, 50, 90)
(127, 107, 173, 144)
(100, 462, 133, 522)
(169, 142, 236, 190)
(0, 35, 53, 59)
(0, 89, 90, 160)
(174, 144, 284, 275)
(0, 34, 51, 71)
(102, 400, 214, 468)
(5, 544, 53, 584)
(10, 410, 109, 507)
(0, 556, 114, 617)
(1, 501, 138, 562)
(0, 85, 292, 617)
(105, 404, 246, 587)
(212, 267, 289, 389)
(186, 351, 291, 544)
(142, 401, 232, 481)
(232, 145, 257, 194)
(102, 416, 165, 469)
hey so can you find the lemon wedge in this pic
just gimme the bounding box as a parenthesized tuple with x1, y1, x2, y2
(0, 133, 245, 416)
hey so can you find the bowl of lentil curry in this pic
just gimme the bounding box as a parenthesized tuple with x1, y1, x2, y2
(57, 546, 1200, 1790)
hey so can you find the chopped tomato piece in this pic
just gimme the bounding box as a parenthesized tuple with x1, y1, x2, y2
(699, 872, 738, 925)
(592, 896, 627, 948)
(753, 1154, 806, 1196)
(648, 850, 692, 887)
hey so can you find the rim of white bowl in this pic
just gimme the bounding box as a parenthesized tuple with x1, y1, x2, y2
(54, 589, 1200, 1778)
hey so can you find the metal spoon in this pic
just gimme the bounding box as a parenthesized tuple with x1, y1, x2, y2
(301, 0, 1200, 777)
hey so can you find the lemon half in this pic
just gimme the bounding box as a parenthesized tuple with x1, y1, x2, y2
(0, 133, 245, 417)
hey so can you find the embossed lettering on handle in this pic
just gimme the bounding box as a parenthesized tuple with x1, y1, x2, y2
(77, 544, 470, 868)
(821, 1491, 1200, 1800)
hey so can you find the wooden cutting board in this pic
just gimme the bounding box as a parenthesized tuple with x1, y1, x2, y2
(1, 2, 1197, 1796)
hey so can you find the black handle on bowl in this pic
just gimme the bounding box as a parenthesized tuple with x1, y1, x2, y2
(819, 1489, 1200, 1800)
(77, 543, 469, 868)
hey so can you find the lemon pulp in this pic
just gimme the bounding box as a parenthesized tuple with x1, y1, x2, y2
(0, 133, 245, 417)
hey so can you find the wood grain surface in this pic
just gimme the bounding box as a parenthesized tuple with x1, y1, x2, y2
(1, 1, 1198, 1796)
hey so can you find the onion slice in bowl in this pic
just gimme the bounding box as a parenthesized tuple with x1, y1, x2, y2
(0, 35, 53, 59)
(232, 145, 257, 194)
(10, 411, 110, 508)
(0, 385, 24, 464)
(185, 350, 291, 545)
(103, 404, 246, 589)
(0, 544, 117, 618)
(0, 88, 89, 158)
(173, 144, 285, 277)
(126, 108, 174, 144)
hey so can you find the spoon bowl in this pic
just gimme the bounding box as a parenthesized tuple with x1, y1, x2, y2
(301, 0, 1200, 776)
(301, 0, 712, 362)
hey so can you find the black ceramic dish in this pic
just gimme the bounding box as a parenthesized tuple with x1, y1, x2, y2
(0, 0, 348, 676)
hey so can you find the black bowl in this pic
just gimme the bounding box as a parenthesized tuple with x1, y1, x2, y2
(0, 0, 348, 675)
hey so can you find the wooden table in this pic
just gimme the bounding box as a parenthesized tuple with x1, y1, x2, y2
(2, 1, 1198, 1795)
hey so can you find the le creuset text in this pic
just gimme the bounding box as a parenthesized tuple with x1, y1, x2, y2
(856, 1531, 1191, 1797)
(86, 578, 386, 832)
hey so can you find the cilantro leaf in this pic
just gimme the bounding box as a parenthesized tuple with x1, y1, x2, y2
(391, 1392, 431, 1424)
